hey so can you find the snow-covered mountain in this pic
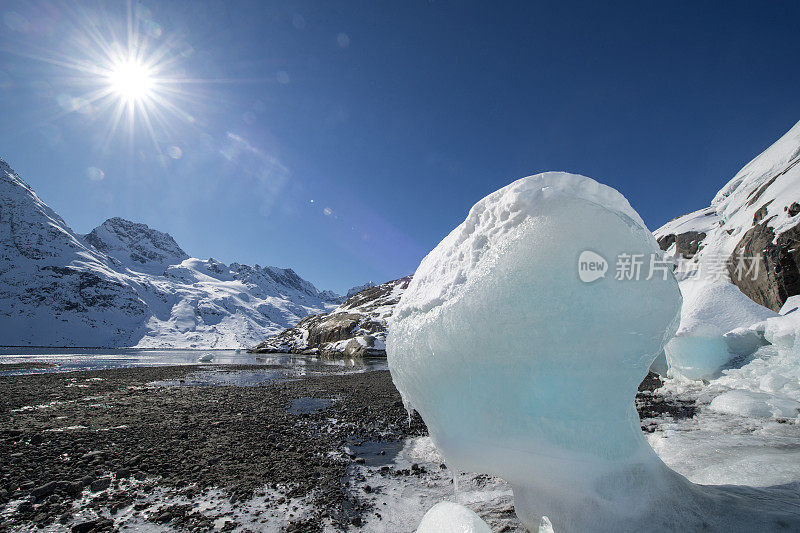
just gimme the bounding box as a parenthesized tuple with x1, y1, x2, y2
(655, 120, 800, 312)
(653, 120, 800, 379)
(83, 217, 189, 275)
(345, 281, 376, 299)
(0, 157, 341, 348)
(249, 276, 411, 357)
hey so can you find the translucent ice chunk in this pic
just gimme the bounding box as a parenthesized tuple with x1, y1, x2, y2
(388, 172, 800, 531)
(415, 501, 491, 533)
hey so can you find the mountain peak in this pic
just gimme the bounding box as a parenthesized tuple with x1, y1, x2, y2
(84, 217, 188, 273)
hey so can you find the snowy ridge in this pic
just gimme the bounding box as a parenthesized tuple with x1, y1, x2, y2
(83, 217, 189, 274)
(345, 281, 375, 299)
(249, 276, 411, 357)
(0, 158, 341, 348)
(655, 119, 800, 312)
(652, 120, 800, 380)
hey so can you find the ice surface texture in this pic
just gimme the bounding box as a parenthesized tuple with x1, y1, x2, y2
(415, 501, 491, 533)
(388, 172, 800, 531)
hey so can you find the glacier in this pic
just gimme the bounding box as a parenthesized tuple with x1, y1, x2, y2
(388, 172, 800, 531)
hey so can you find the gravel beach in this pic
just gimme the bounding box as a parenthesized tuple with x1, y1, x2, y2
(0, 365, 691, 532)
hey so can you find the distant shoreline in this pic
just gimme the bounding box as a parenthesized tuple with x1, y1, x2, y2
(0, 346, 243, 351)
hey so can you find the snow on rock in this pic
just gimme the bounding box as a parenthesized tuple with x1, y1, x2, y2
(415, 501, 492, 533)
(0, 157, 340, 348)
(249, 276, 410, 357)
(388, 172, 800, 531)
(0, 158, 149, 346)
(654, 120, 800, 379)
(345, 281, 376, 299)
(83, 216, 189, 274)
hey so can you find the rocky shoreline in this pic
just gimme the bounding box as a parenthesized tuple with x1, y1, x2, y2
(0, 366, 690, 532)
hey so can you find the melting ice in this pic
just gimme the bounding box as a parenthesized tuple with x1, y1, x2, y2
(388, 172, 800, 532)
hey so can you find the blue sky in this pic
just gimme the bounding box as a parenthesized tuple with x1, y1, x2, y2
(1, 1, 799, 294)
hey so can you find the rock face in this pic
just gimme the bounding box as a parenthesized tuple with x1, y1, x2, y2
(249, 276, 411, 357)
(655, 120, 800, 312)
(0, 157, 341, 348)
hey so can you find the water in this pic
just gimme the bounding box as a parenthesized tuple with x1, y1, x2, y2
(151, 368, 287, 387)
(349, 439, 406, 467)
(287, 397, 335, 414)
(0, 347, 388, 376)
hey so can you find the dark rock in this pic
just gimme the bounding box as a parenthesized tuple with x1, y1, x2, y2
(728, 221, 800, 311)
(31, 481, 59, 499)
(65, 481, 83, 496)
(71, 518, 113, 533)
(249, 276, 412, 357)
(657, 231, 706, 258)
(753, 200, 774, 225)
(789, 202, 800, 217)
(90, 477, 111, 492)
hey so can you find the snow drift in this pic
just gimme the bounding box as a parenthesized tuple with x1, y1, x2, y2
(388, 172, 800, 531)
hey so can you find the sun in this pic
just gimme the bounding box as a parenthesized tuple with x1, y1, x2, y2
(107, 59, 154, 102)
(10, 3, 211, 156)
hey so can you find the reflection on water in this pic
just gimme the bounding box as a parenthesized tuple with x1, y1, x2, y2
(349, 439, 406, 467)
(0, 347, 388, 376)
(151, 367, 287, 387)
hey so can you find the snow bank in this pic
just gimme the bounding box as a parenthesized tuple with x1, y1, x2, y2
(388, 172, 800, 531)
(664, 279, 777, 379)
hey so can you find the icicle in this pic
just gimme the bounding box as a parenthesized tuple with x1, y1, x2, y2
(402, 397, 414, 428)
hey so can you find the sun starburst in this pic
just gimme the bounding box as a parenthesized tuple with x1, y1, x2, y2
(107, 59, 155, 102)
(6, 1, 206, 158)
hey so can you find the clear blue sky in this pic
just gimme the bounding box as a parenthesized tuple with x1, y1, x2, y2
(1, 1, 799, 294)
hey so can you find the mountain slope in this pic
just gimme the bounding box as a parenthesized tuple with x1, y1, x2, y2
(84, 217, 189, 274)
(655, 120, 800, 311)
(653, 120, 800, 379)
(249, 276, 411, 357)
(0, 157, 340, 348)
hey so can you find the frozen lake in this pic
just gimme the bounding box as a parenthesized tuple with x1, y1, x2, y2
(0, 347, 388, 376)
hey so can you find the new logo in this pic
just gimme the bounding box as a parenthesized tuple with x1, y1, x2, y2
(578, 251, 608, 283)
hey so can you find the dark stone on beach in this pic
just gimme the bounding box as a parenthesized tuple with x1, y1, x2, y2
(90, 477, 110, 492)
(31, 481, 59, 499)
(71, 518, 113, 533)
